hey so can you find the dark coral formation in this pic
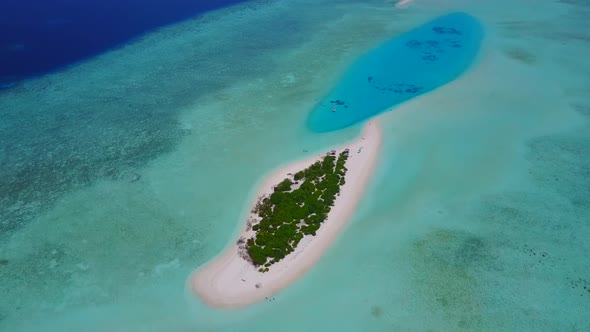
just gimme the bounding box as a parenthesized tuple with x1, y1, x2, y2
(422, 54, 438, 62)
(324, 99, 349, 112)
(329, 99, 346, 105)
(405, 39, 422, 49)
(367, 79, 424, 95)
(568, 277, 590, 296)
(405, 27, 464, 64)
(433, 26, 462, 35)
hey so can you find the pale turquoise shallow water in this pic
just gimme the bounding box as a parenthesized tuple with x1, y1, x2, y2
(1, 0, 589, 331)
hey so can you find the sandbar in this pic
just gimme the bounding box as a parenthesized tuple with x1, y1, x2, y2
(190, 120, 383, 309)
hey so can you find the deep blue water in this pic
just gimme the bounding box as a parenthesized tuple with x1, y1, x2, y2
(0, 0, 251, 87)
(307, 12, 483, 132)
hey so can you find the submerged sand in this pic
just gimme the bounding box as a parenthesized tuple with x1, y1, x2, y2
(395, 0, 416, 8)
(190, 120, 383, 309)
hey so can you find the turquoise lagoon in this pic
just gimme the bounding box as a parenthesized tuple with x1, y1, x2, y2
(1, 0, 589, 331)
(308, 12, 483, 132)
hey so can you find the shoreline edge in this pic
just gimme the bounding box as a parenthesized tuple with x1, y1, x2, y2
(189, 119, 383, 309)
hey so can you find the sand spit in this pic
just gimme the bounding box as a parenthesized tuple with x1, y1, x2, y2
(395, 0, 416, 8)
(190, 120, 383, 309)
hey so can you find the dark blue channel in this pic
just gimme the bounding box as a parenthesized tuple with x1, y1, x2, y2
(0, 0, 252, 88)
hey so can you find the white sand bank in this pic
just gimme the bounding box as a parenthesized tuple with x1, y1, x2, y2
(190, 120, 383, 309)
(395, 0, 416, 8)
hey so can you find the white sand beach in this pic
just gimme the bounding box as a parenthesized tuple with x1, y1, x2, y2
(190, 120, 383, 309)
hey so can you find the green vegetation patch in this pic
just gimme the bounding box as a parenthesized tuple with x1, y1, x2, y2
(245, 149, 350, 268)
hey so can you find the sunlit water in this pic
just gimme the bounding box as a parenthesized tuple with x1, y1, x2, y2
(0, 0, 589, 331)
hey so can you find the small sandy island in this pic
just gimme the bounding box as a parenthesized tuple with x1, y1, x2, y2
(190, 120, 383, 309)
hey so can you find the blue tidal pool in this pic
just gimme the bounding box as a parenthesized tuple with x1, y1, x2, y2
(307, 12, 483, 132)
